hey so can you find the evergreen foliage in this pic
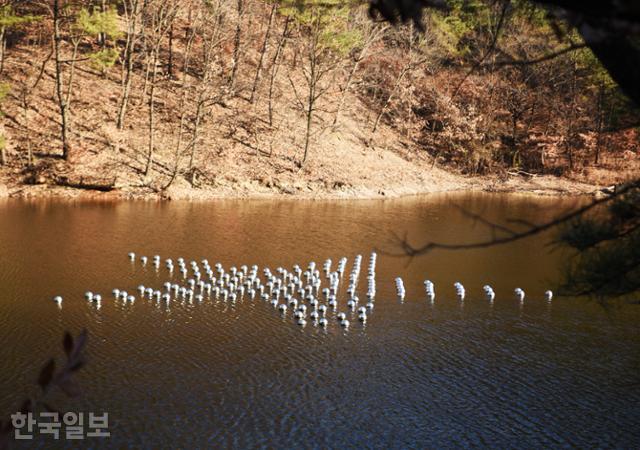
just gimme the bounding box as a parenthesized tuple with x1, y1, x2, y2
(0, 5, 40, 29)
(76, 7, 122, 41)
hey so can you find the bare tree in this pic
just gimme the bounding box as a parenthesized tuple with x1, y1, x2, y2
(117, 0, 144, 130)
(167, 20, 174, 76)
(64, 10, 85, 113)
(369, 24, 428, 146)
(267, 15, 290, 126)
(51, 0, 71, 159)
(187, 4, 226, 183)
(560, 59, 580, 171)
(333, 20, 388, 126)
(43, 0, 109, 159)
(249, 2, 277, 104)
(143, 0, 180, 177)
(291, 14, 328, 165)
(165, 2, 199, 189)
(288, 4, 355, 166)
(228, 0, 243, 92)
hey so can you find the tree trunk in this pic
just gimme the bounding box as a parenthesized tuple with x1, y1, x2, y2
(0, 27, 6, 75)
(302, 94, 314, 165)
(229, 0, 243, 91)
(188, 99, 204, 184)
(117, 62, 134, 129)
(166, 25, 196, 189)
(99, 0, 107, 47)
(65, 40, 80, 111)
(369, 65, 409, 144)
(117, 0, 141, 130)
(594, 81, 605, 165)
(333, 58, 360, 126)
(145, 50, 158, 176)
(268, 16, 289, 126)
(53, 0, 70, 159)
(332, 26, 386, 126)
(20, 87, 33, 167)
(167, 22, 174, 77)
(302, 26, 319, 166)
(249, 3, 276, 104)
(142, 47, 152, 100)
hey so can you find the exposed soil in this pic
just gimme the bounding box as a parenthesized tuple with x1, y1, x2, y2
(0, 18, 633, 202)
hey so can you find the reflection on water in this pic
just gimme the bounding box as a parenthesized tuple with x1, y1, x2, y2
(0, 193, 639, 448)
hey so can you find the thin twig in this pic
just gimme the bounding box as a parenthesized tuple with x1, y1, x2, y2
(385, 179, 640, 257)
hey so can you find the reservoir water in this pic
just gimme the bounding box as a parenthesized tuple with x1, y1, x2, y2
(0, 193, 638, 448)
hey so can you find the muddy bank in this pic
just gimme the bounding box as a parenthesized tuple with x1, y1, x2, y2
(0, 170, 603, 201)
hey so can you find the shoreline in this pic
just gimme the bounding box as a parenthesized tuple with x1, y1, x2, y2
(0, 173, 604, 201)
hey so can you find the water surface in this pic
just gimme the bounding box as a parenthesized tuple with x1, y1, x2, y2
(0, 193, 638, 448)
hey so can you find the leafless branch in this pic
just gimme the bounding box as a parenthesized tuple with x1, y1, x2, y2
(485, 43, 588, 68)
(451, 0, 510, 99)
(386, 179, 640, 257)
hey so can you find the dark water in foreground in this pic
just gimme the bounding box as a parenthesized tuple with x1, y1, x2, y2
(0, 193, 638, 449)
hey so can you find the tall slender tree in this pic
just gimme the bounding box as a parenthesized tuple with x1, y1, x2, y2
(51, 0, 70, 159)
(228, 0, 243, 92)
(117, 0, 144, 130)
(285, 0, 360, 165)
(249, 1, 277, 104)
(143, 0, 180, 177)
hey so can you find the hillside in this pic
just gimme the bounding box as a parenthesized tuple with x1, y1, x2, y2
(0, 0, 637, 199)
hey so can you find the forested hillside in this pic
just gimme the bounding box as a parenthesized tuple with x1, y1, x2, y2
(0, 0, 637, 198)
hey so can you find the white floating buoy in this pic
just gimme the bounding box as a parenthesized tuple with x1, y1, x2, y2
(483, 285, 495, 302)
(545, 290, 553, 302)
(395, 277, 406, 300)
(424, 280, 435, 302)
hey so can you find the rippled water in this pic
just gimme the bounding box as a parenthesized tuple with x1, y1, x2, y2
(0, 193, 639, 448)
